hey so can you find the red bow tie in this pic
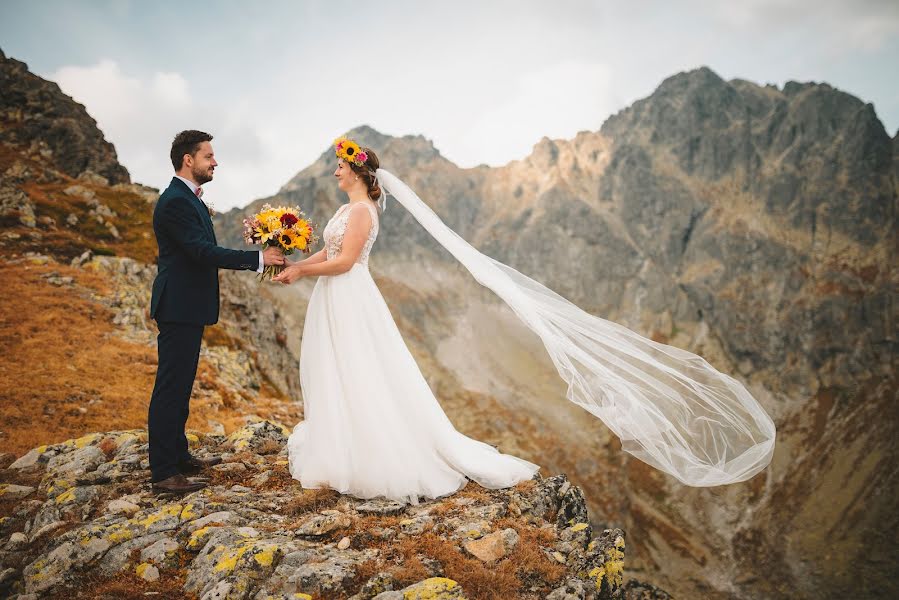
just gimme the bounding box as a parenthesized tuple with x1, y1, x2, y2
(195, 187, 203, 198)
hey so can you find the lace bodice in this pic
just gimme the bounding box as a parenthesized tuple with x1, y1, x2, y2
(322, 202, 379, 266)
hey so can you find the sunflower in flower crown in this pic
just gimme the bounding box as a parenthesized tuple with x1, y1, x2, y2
(333, 136, 368, 167)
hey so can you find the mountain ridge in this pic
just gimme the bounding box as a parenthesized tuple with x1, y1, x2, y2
(1, 46, 895, 599)
(0, 48, 669, 600)
(213, 65, 897, 599)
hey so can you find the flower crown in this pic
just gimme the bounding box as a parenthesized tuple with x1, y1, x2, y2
(333, 136, 368, 167)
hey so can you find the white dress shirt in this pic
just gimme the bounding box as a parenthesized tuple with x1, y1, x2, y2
(174, 176, 264, 273)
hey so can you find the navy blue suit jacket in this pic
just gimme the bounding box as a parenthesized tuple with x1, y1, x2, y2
(150, 177, 259, 325)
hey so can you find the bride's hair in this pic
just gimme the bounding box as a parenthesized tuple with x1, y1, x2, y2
(348, 148, 382, 203)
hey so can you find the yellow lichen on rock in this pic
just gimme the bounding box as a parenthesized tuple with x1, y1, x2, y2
(54, 489, 76, 504)
(73, 432, 102, 448)
(571, 522, 589, 532)
(46, 478, 74, 496)
(253, 545, 277, 567)
(213, 544, 249, 573)
(588, 565, 606, 589)
(403, 577, 463, 600)
(188, 526, 213, 549)
(136, 503, 183, 529)
(28, 559, 46, 581)
(587, 536, 625, 591)
(181, 503, 198, 521)
(227, 427, 253, 451)
(135, 562, 152, 577)
(113, 432, 139, 449)
(604, 537, 625, 587)
(107, 523, 134, 544)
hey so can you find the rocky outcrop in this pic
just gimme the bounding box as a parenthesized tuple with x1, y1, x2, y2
(0, 49, 130, 185)
(0, 423, 644, 599)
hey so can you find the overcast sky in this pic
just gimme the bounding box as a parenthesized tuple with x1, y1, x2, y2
(1, 0, 897, 210)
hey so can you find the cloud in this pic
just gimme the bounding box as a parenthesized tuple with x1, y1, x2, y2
(152, 72, 190, 109)
(707, 0, 899, 53)
(447, 61, 615, 166)
(48, 59, 283, 211)
(51, 60, 142, 123)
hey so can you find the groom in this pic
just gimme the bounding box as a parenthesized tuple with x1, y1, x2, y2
(148, 130, 285, 493)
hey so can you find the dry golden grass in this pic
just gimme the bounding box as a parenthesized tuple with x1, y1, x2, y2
(0, 260, 158, 455)
(387, 551, 433, 586)
(382, 532, 523, 599)
(347, 558, 385, 593)
(43, 568, 196, 600)
(4, 174, 159, 264)
(246, 461, 299, 492)
(0, 259, 298, 458)
(454, 481, 493, 503)
(339, 508, 566, 599)
(496, 517, 567, 588)
(284, 488, 342, 518)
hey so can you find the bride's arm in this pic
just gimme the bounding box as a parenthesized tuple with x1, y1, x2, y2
(273, 205, 372, 283)
(293, 248, 327, 266)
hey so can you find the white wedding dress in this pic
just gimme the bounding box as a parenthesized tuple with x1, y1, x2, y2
(287, 201, 539, 504)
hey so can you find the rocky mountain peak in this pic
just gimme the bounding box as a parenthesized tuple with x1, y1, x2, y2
(596, 65, 893, 245)
(656, 65, 729, 96)
(279, 125, 447, 194)
(528, 136, 562, 169)
(0, 48, 130, 185)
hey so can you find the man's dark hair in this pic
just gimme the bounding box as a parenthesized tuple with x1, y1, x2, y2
(170, 130, 213, 170)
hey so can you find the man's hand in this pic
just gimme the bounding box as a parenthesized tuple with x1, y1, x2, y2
(272, 264, 302, 284)
(263, 246, 285, 267)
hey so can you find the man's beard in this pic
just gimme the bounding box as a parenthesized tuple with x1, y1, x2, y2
(192, 166, 213, 185)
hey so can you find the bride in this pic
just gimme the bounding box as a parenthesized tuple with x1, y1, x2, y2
(275, 135, 775, 501)
(272, 138, 539, 504)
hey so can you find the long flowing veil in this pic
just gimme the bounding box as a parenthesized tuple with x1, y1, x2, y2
(375, 168, 775, 487)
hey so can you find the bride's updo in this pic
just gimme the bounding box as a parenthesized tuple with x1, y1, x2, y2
(349, 148, 382, 203)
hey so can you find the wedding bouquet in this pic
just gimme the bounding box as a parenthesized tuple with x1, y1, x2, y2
(242, 203, 318, 280)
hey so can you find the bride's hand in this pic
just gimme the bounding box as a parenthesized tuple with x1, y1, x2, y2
(273, 264, 303, 284)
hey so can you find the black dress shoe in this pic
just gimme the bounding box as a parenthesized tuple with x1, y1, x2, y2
(152, 473, 207, 494)
(178, 455, 223, 475)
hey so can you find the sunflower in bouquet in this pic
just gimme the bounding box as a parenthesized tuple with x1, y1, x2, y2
(242, 203, 318, 280)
